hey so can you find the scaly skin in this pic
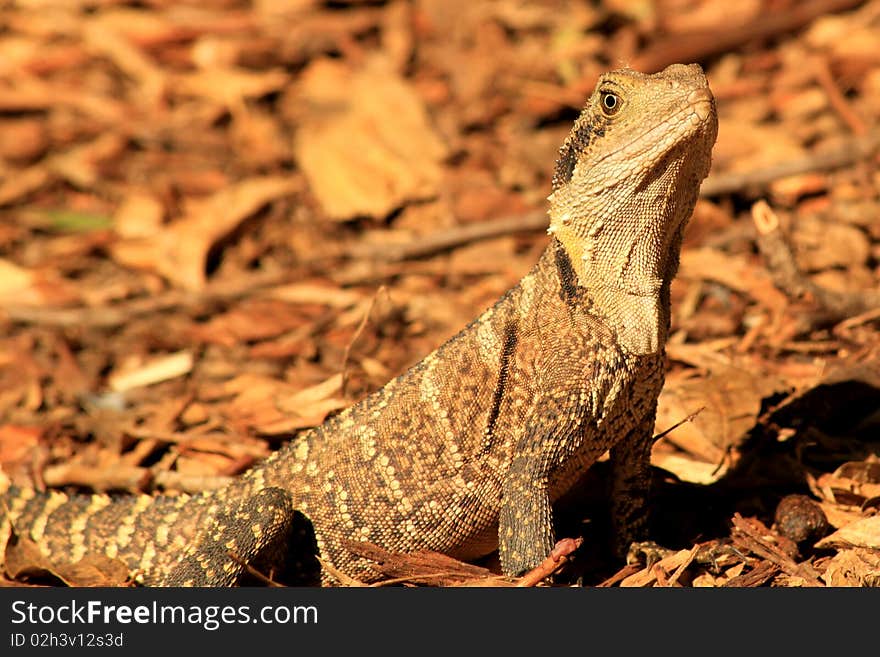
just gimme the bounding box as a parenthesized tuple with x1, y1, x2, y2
(1, 63, 718, 586)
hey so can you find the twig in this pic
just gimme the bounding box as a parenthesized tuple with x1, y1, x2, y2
(596, 563, 641, 587)
(515, 537, 583, 587)
(700, 130, 880, 197)
(619, 549, 695, 587)
(339, 288, 385, 398)
(633, 0, 866, 73)
(3, 268, 291, 328)
(812, 56, 867, 135)
(345, 210, 547, 262)
(723, 560, 780, 587)
(316, 556, 368, 587)
(227, 551, 284, 587)
(41, 462, 232, 494)
(666, 544, 700, 586)
(730, 514, 824, 587)
(751, 199, 880, 324)
(652, 407, 704, 444)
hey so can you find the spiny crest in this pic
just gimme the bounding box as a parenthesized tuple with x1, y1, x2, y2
(552, 111, 606, 191)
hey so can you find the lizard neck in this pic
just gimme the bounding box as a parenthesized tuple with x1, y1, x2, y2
(546, 171, 691, 355)
(546, 236, 670, 355)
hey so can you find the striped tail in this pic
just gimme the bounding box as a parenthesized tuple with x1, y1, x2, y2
(1, 484, 199, 583)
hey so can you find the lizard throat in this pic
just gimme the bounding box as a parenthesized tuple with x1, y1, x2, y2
(551, 236, 668, 355)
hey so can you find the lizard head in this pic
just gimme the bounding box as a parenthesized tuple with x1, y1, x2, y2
(546, 63, 718, 353)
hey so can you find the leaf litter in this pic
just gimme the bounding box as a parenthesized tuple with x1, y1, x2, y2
(1, 0, 880, 587)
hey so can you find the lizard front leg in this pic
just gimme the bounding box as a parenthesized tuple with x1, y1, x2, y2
(608, 407, 657, 559)
(498, 451, 554, 576)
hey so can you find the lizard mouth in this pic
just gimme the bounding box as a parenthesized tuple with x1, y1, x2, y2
(688, 87, 714, 122)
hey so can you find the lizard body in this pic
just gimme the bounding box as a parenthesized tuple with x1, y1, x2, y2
(1, 63, 717, 586)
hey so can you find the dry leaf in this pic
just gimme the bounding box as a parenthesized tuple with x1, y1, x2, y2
(4, 530, 130, 586)
(679, 248, 789, 309)
(108, 350, 194, 392)
(0, 259, 35, 302)
(294, 55, 448, 220)
(0, 425, 41, 469)
(110, 176, 297, 290)
(222, 373, 348, 434)
(189, 299, 312, 347)
(262, 282, 364, 309)
(815, 515, 880, 550)
(113, 191, 165, 238)
(820, 548, 880, 586)
(792, 215, 870, 272)
(175, 67, 289, 106)
(619, 549, 693, 587)
(653, 364, 785, 483)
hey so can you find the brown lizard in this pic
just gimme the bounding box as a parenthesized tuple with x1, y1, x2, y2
(0, 63, 718, 586)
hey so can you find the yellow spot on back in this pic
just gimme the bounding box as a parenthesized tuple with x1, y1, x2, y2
(139, 541, 157, 572)
(28, 492, 67, 542)
(294, 440, 309, 461)
(115, 495, 153, 549)
(6, 487, 35, 522)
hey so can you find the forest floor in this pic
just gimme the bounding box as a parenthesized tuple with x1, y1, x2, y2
(1, 0, 879, 587)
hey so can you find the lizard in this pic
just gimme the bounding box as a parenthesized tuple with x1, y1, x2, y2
(0, 63, 718, 586)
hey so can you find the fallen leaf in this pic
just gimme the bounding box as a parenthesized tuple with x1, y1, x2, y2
(679, 248, 789, 309)
(113, 191, 165, 238)
(110, 176, 297, 290)
(3, 529, 130, 587)
(222, 373, 348, 435)
(0, 259, 80, 307)
(189, 299, 313, 347)
(108, 350, 194, 392)
(261, 282, 364, 309)
(653, 364, 786, 482)
(0, 259, 35, 301)
(819, 548, 880, 586)
(294, 55, 448, 220)
(815, 515, 880, 550)
(0, 425, 41, 468)
(175, 67, 290, 106)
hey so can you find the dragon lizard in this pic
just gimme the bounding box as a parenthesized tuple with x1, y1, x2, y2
(0, 63, 718, 586)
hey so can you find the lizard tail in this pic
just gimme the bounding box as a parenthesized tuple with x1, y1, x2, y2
(0, 484, 197, 581)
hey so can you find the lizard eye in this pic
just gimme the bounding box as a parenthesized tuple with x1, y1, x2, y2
(600, 91, 620, 116)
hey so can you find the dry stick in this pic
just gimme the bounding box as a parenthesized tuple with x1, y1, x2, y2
(2, 268, 293, 328)
(339, 287, 386, 399)
(730, 514, 824, 587)
(632, 0, 866, 73)
(516, 537, 583, 587)
(41, 462, 232, 494)
(6, 133, 877, 328)
(652, 407, 704, 444)
(596, 563, 641, 587)
(751, 199, 880, 324)
(346, 210, 548, 262)
(315, 557, 368, 587)
(723, 560, 780, 587)
(700, 130, 880, 197)
(812, 56, 868, 136)
(666, 544, 700, 586)
(226, 551, 284, 587)
(353, 131, 880, 264)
